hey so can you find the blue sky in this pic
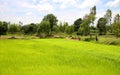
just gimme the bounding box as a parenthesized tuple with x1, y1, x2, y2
(0, 0, 120, 25)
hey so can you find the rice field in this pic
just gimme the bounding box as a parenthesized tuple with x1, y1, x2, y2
(0, 39, 120, 75)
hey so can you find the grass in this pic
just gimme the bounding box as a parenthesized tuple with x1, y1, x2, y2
(79, 35, 120, 46)
(97, 37, 120, 45)
(0, 39, 120, 75)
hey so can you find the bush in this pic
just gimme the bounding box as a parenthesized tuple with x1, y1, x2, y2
(109, 41, 118, 45)
(84, 38, 91, 41)
(100, 38, 120, 45)
(84, 37, 97, 42)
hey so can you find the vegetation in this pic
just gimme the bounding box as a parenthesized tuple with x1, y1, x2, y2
(74, 18, 82, 32)
(65, 25, 74, 34)
(97, 17, 107, 35)
(0, 5, 120, 75)
(0, 21, 8, 36)
(0, 6, 120, 38)
(8, 24, 20, 34)
(42, 14, 58, 34)
(21, 23, 37, 35)
(37, 21, 50, 37)
(112, 14, 120, 37)
(0, 39, 120, 75)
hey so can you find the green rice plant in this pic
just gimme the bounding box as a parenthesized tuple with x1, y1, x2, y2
(0, 39, 120, 75)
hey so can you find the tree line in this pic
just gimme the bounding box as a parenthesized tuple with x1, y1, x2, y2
(0, 6, 120, 37)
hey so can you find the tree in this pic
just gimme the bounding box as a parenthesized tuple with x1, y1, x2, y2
(27, 23, 37, 34)
(58, 22, 69, 33)
(21, 23, 37, 35)
(97, 17, 107, 35)
(90, 6, 96, 24)
(79, 14, 92, 35)
(63, 22, 69, 33)
(74, 18, 82, 32)
(8, 24, 20, 34)
(104, 9, 112, 26)
(112, 14, 120, 37)
(65, 25, 74, 34)
(79, 6, 96, 35)
(37, 21, 50, 36)
(78, 26, 84, 35)
(52, 25, 59, 34)
(42, 14, 58, 33)
(0, 21, 8, 36)
(90, 26, 98, 34)
(21, 25, 29, 34)
(114, 14, 120, 23)
(58, 22, 64, 32)
(104, 9, 112, 33)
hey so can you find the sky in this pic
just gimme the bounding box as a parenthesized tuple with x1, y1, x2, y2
(0, 0, 120, 25)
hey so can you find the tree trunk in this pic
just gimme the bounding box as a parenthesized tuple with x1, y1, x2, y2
(96, 35, 98, 41)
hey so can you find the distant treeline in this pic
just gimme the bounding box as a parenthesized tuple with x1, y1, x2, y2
(0, 6, 120, 37)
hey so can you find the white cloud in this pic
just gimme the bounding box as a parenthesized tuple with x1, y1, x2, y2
(0, 1, 8, 7)
(52, 0, 101, 9)
(0, 0, 8, 12)
(40, 0, 49, 3)
(0, 13, 41, 25)
(32, 0, 37, 3)
(78, 0, 101, 9)
(17, 0, 54, 13)
(36, 3, 54, 12)
(106, 0, 120, 7)
(52, 0, 78, 9)
(55, 10, 89, 24)
(19, 2, 34, 8)
(26, 12, 33, 16)
(0, 0, 119, 25)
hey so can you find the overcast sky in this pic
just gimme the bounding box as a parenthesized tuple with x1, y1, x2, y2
(0, 0, 120, 25)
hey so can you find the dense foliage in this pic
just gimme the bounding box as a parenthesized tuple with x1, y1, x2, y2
(0, 21, 8, 36)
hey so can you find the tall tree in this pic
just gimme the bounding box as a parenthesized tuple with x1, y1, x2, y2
(114, 14, 120, 23)
(112, 14, 120, 37)
(97, 17, 107, 35)
(42, 14, 58, 33)
(79, 6, 96, 35)
(104, 9, 112, 33)
(90, 6, 96, 24)
(74, 18, 82, 32)
(104, 9, 112, 26)
(37, 21, 50, 36)
(79, 15, 91, 35)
